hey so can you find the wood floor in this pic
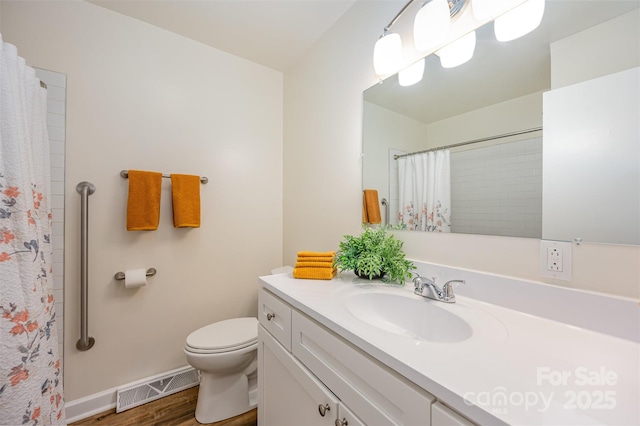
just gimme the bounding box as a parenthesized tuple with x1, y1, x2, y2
(70, 386, 257, 426)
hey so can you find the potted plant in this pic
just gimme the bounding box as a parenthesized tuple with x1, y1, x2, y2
(333, 226, 416, 284)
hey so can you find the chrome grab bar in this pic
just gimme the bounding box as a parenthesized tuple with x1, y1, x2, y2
(76, 181, 96, 351)
(381, 198, 389, 227)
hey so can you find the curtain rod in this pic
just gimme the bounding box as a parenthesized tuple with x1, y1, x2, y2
(393, 127, 543, 160)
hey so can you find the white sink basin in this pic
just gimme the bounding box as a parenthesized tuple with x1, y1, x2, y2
(344, 292, 472, 342)
(335, 283, 507, 344)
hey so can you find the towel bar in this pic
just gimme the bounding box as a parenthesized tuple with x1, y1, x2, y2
(120, 170, 208, 184)
(114, 267, 157, 281)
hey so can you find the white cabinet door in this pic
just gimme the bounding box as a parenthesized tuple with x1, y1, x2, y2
(336, 402, 366, 426)
(432, 402, 476, 426)
(292, 310, 434, 425)
(258, 326, 338, 425)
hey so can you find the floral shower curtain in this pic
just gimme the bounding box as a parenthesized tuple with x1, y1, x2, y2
(398, 150, 451, 232)
(0, 37, 65, 424)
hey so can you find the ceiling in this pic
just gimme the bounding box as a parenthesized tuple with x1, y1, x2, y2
(87, 0, 357, 71)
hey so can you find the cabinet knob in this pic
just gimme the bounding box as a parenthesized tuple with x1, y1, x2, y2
(335, 418, 349, 426)
(318, 403, 331, 417)
(266, 313, 276, 321)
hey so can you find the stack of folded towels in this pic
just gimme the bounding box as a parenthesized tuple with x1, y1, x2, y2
(292, 251, 337, 280)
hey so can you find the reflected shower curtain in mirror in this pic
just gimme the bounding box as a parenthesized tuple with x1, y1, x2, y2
(398, 150, 451, 232)
(0, 37, 65, 424)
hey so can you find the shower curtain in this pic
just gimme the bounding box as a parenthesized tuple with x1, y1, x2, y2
(398, 150, 451, 232)
(0, 37, 65, 424)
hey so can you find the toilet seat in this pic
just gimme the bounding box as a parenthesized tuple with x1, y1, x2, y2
(185, 317, 257, 354)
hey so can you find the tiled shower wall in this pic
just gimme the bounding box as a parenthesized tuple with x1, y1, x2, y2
(35, 68, 66, 369)
(450, 137, 542, 238)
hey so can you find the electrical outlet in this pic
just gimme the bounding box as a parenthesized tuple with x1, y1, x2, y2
(540, 240, 572, 281)
(546, 247, 563, 271)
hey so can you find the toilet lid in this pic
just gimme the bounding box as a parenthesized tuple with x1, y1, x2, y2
(186, 317, 258, 352)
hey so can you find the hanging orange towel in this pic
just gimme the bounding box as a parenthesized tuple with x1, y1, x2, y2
(363, 189, 381, 224)
(171, 174, 201, 228)
(126, 170, 163, 231)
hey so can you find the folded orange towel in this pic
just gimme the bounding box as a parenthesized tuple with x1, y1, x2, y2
(294, 261, 335, 268)
(126, 170, 162, 231)
(296, 257, 335, 263)
(171, 174, 201, 228)
(297, 251, 335, 258)
(293, 267, 337, 280)
(363, 189, 381, 225)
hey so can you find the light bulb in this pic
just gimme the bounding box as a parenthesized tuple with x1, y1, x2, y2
(399, 58, 425, 86)
(494, 0, 545, 42)
(413, 0, 450, 52)
(435, 31, 476, 68)
(373, 32, 402, 75)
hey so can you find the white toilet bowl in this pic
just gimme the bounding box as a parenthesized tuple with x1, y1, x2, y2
(184, 317, 258, 424)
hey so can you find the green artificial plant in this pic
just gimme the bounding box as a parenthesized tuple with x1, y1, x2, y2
(333, 226, 416, 284)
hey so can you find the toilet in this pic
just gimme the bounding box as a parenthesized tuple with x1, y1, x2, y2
(184, 317, 258, 424)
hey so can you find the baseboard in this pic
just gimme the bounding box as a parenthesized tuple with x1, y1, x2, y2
(65, 386, 118, 424)
(65, 365, 196, 423)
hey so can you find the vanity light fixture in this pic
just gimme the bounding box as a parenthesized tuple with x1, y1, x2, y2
(374, 0, 471, 77)
(435, 31, 476, 68)
(413, 0, 450, 52)
(398, 58, 425, 86)
(470, 0, 508, 20)
(373, 0, 544, 76)
(494, 0, 545, 42)
(373, 31, 403, 75)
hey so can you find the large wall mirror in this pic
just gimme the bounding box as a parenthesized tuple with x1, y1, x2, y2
(363, 0, 639, 245)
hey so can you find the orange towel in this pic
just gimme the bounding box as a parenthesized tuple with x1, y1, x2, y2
(294, 261, 335, 268)
(126, 170, 162, 231)
(293, 267, 337, 280)
(363, 189, 381, 224)
(297, 257, 335, 263)
(297, 251, 335, 258)
(171, 174, 201, 228)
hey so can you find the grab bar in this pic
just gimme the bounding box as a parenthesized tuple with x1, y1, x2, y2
(76, 181, 96, 351)
(381, 198, 389, 227)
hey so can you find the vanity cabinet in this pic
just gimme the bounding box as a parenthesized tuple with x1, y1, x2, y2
(432, 402, 476, 426)
(258, 288, 433, 425)
(258, 326, 338, 425)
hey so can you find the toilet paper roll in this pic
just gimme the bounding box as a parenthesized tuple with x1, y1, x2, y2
(124, 268, 147, 288)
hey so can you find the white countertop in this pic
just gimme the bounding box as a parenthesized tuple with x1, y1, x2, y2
(258, 271, 640, 426)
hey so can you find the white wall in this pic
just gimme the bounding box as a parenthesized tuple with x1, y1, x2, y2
(2, 0, 283, 402)
(551, 9, 639, 89)
(543, 68, 639, 245)
(362, 101, 427, 202)
(283, 2, 639, 299)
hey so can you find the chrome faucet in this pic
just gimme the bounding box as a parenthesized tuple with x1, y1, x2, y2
(413, 274, 465, 303)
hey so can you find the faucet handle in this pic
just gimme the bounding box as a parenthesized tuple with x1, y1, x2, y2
(442, 280, 465, 300)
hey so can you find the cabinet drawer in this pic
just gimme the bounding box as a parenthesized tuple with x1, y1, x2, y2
(292, 310, 434, 425)
(258, 288, 292, 351)
(432, 402, 477, 426)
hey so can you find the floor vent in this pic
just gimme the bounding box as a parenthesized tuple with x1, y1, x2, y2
(116, 366, 200, 413)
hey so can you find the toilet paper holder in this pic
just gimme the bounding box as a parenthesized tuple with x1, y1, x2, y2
(114, 268, 157, 281)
